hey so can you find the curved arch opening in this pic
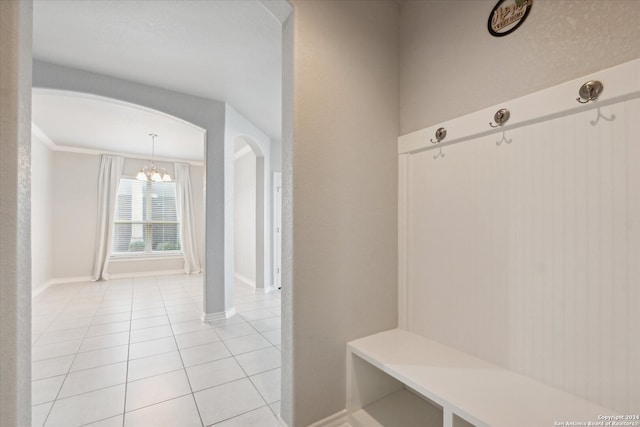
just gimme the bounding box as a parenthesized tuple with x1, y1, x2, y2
(30, 88, 207, 291)
(31, 88, 206, 161)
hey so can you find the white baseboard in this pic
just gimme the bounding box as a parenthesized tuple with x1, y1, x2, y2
(49, 276, 93, 285)
(262, 284, 276, 294)
(234, 272, 256, 288)
(108, 269, 184, 280)
(32, 283, 50, 298)
(308, 410, 349, 427)
(32, 281, 54, 298)
(277, 415, 288, 427)
(201, 307, 237, 323)
(33, 270, 187, 298)
(234, 273, 280, 294)
(33, 276, 93, 297)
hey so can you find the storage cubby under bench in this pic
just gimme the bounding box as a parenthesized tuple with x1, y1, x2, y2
(347, 329, 613, 427)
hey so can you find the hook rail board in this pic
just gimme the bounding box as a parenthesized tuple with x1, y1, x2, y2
(398, 58, 640, 155)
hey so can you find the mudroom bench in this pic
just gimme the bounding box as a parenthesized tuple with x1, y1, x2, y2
(347, 329, 612, 427)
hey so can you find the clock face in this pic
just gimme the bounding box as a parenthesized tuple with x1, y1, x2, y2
(488, 0, 533, 37)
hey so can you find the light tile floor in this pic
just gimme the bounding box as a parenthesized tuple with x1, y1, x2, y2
(32, 274, 281, 427)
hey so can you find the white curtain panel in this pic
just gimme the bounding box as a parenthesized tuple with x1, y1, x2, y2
(91, 155, 124, 281)
(174, 162, 201, 274)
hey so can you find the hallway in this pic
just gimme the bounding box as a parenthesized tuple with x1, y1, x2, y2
(31, 275, 281, 426)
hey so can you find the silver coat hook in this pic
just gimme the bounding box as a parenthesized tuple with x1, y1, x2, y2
(489, 108, 510, 128)
(576, 80, 603, 104)
(430, 127, 447, 144)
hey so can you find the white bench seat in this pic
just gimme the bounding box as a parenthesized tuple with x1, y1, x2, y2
(347, 329, 613, 427)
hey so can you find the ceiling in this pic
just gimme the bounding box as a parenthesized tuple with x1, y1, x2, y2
(32, 0, 286, 159)
(32, 90, 206, 162)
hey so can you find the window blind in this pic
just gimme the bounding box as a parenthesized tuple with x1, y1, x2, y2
(112, 178, 181, 255)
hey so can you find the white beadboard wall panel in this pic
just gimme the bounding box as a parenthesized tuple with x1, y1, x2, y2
(627, 99, 640, 412)
(398, 153, 410, 330)
(402, 72, 640, 413)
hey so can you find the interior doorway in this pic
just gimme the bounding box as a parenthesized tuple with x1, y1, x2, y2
(232, 135, 271, 293)
(234, 138, 258, 289)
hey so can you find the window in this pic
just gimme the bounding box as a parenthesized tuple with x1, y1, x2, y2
(112, 178, 181, 256)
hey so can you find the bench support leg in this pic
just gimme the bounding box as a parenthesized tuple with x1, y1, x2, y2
(444, 408, 453, 427)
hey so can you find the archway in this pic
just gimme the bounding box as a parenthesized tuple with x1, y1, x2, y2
(223, 104, 273, 298)
(30, 88, 207, 292)
(233, 136, 269, 293)
(31, 64, 233, 321)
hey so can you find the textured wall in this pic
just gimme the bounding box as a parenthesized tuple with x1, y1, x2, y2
(0, 1, 32, 425)
(400, 0, 640, 135)
(280, 11, 294, 425)
(282, 1, 399, 425)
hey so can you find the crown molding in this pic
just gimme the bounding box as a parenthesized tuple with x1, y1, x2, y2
(30, 123, 204, 166)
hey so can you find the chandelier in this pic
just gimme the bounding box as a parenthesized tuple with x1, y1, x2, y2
(136, 133, 172, 182)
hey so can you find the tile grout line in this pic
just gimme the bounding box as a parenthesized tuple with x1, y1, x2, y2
(33, 346, 127, 380)
(120, 392, 195, 419)
(121, 276, 136, 427)
(204, 288, 282, 425)
(223, 318, 278, 410)
(33, 336, 282, 404)
(40, 280, 113, 427)
(33, 278, 281, 426)
(178, 276, 209, 427)
(161, 275, 206, 427)
(205, 404, 275, 427)
(245, 366, 282, 406)
(250, 291, 283, 418)
(33, 283, 93, 345)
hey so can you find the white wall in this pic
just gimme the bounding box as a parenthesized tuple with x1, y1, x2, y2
(31, 134, 53, 293)
(48, 150, 204, 280)
(0, 1, 32, 424)
(270, 138, 282, 172)
(189, 163, 206, 274)
(400, 0, 640, 135)
(51, 151, 99, 279)
(234, 146, 257, 286)
(281, 1, 399, 425)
